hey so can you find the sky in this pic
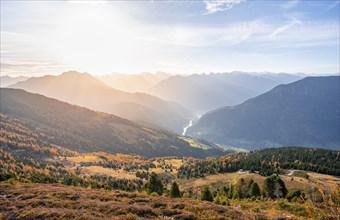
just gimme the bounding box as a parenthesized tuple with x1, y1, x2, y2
(1, 0, 339, 76)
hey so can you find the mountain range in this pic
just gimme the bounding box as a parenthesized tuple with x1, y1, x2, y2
(8, 71, 190, 133)
(96, 71, 303, 114)
(0, 75, 29, 87)
(147, 72, 302, 113)
(0, 88, 228, 158)
(97, 72, 170, 93)
(187, 76, 340, 150)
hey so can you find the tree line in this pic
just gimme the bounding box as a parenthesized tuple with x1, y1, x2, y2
(143, 172, 331, 208)
(177, 147, 340, 179)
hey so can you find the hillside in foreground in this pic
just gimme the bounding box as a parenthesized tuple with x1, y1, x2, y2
(0, 180, 338, 220)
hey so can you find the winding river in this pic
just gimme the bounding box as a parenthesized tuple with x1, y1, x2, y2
(182, 120, 193, 136)
(182, 113, 203, 136)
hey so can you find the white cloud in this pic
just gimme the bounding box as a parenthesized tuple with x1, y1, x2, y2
(139, 20, 267, 48)
(325, 0, 339, 12)
(2, 1, 339, 75)
(203, 0, 245, 14)
(269, 19, 302, 38)
(281, 0, 299, 9)
(145, 18, 338, 51)
(67, 0, 108, 6)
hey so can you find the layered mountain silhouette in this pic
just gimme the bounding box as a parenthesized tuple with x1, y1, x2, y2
(187, 76, 340, 150)
(97, 72, 170, 93)
(148, 72, 302, 113)
(0, 88, 227, 158)
(0, 75, 29, 87)
(9, 71, 190, 133)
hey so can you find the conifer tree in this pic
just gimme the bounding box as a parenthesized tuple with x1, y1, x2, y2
(170, 181, 181, 198)
(201, 186, 213, 201)
(147, 173, 164, 195)
(249, 182, 261, 197)
(263, 175, 287, 199)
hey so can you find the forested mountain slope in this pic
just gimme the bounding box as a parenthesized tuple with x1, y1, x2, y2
(178, 147, 340, 179)
(0, 88, 226, 158)
(9, 71, 190, 133)
(187, 76, 340, 150)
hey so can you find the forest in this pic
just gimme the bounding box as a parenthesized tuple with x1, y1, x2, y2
(177, 147, 340, 179)
(1, 113, 339, 219)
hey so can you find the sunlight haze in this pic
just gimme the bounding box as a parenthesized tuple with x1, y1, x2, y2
(1, 0, 339, 76)
(0, 1, 339, 219)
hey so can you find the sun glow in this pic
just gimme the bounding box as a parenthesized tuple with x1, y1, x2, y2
(1, 1, 339, 76)
(51, 3, 146, 74)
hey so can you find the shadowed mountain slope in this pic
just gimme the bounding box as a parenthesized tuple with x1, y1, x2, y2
(187, 76, 340, 150)
(148, 72, 302, 113)
(9, 71, 190, 133)
(0, 88, 226, 158)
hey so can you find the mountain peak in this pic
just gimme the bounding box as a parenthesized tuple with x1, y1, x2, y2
(60, 71, 91, 78)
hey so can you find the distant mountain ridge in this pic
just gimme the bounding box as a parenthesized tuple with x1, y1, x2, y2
(97, 72, 171, 93)
(187, 76, 340, 150)
(0, 88, 227, 158)
(0, 75, 29, 87)
(9, 71, 190, 133)
(147, 72, 302, 113)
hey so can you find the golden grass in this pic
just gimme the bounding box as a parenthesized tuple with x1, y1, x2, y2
(147, 167, 165, 174)
(178, 172, 246, 190)
(177, 171, 340, 192)
(66, 155, 103, 163)
(149, 158, 184, 174)
(179, 137, 210, 149)
(164, 159, 183, 169)
(0, 181, 256, 220)
(80, 166, 137, 180)
(66, 152, 148, 165)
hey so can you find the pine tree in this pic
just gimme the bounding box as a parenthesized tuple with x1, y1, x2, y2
(249, 182, 261, 197)
(170, 181, 181, 198)
(201, 186, 213, 202)
(146, 173, 164, 195)
(263, 175, 287, 199)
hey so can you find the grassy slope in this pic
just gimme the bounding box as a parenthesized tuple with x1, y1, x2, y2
(0, 181, 251, 220)
(1, 181, 336, 220)
(177, 171, 340, 192)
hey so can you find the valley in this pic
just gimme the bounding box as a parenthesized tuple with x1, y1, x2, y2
(8, 71, 191, 133)
(1, 73, 339, 219)
(1, 112, 339, 219)
(187, 76, 340, 150)
(1, 72, 339, 220)
(182, 120, 193, 136)
(1, 0, 339, 219)
(0, 88, 228, 158)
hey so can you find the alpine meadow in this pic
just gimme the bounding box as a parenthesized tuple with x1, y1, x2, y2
(0, 1, 339, 219)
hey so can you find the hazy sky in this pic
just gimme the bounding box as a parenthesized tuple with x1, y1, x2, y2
(1, 0, 339, 76)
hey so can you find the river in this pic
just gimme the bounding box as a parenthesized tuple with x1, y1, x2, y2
(182, 120, 193, 136)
